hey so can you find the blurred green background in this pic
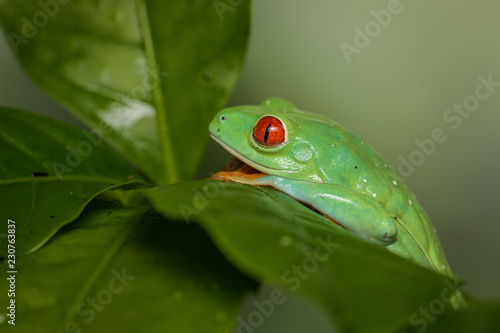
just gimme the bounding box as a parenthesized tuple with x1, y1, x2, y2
(1, 0, 499, 332)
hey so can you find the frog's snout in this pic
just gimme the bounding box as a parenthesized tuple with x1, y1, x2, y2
(209, 112, 228, 137)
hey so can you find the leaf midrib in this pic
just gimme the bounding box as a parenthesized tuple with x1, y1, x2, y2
(136, 0, 178, 184)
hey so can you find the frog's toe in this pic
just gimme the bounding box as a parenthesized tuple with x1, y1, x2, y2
(379, 219, 398, 245)
(363, 217, 397, 246)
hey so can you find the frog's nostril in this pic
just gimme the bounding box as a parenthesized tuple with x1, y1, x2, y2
(220, 115, 227, 121)
(217, 128, 220, 132)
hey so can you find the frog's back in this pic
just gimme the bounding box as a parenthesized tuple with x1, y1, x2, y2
(292, 111, 453, 276)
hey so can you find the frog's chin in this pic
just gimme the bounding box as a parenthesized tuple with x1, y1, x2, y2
(210, 134, 296, 175)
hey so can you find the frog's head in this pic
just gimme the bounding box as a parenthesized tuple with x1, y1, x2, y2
(209, 98, 323, 181)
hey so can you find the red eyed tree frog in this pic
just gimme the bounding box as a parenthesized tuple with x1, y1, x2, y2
(209, 98, 465, 308)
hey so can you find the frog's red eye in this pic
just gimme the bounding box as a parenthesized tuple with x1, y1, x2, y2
(253, 116, 286, 147)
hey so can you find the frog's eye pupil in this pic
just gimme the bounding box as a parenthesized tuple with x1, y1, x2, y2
(263, 123, 272, 143)
(253, 116, 286, 147)
(221, 115, 227, 121)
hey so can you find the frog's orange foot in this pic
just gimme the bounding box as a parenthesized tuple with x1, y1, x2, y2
(210, 158, 267, 184)
(211, 170, 267, 184)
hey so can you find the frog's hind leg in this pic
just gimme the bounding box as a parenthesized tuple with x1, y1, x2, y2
(251, 175, 398, 246)
(211, 170, 397, 247)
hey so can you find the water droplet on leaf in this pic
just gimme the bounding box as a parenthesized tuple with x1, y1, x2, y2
(279, 235, 292, 246)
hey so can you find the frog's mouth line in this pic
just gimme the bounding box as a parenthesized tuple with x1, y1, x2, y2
(210, 134, 298, 175)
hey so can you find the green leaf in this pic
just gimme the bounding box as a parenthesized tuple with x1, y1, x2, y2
(0, 0, 251, 184)
(140, 180, 465, 333)
(0, 202, 257, 332)
(422, 302, 500, 333)
(0, 107, 143, 255)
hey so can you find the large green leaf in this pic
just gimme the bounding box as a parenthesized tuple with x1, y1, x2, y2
(140, 180, 466, 333)
(0, 202, 257, 332)
(0, 107, 143, 255)
(0, 0, 251, 184)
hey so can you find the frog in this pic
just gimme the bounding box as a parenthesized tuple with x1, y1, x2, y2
(209, 97, 465, 308)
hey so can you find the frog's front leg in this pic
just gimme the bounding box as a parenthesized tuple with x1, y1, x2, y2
(214, 172, 397, 246)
